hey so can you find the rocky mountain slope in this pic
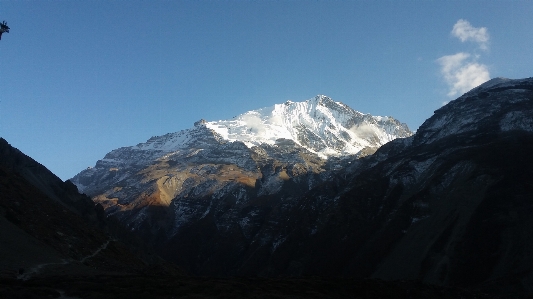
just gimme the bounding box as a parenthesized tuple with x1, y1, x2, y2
(223, 77, 533, 294)
(70, 95, 411, 250)
(0, 139, 495, 299)
(69, 78, 533, 296)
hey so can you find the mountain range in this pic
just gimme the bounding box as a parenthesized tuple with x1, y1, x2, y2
(1, 77, 533, 297)
(69, 78, 533, 295)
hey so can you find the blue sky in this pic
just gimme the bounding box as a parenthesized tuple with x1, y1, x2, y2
(1, 1, 532, 180)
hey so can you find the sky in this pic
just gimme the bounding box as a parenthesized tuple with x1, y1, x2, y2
(1, 1, 532, 181)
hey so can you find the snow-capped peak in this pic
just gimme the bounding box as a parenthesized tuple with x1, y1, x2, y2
(91, 95, 412, 171)
(204, 95, 411, 157)
(72, 95, 412, 198)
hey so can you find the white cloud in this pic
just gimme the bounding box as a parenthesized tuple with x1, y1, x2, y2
(437, 19, 491, 98)
(349, 123, 377, 139)
(451, 19, 489, 50)
(267, 114, 284, 126)
(437, 52, 490, 97)
(241, 113, 266, 135)
(438, 52, 470, 75)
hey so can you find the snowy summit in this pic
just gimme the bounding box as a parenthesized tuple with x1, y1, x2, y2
(204, 95, 412, 157)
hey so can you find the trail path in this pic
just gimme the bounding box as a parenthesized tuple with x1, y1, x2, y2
(17, 239, 111, 280)
(79, 240, 110, 263)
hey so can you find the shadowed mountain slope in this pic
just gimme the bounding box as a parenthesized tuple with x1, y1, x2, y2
(0, 138, 175, 279)
(0, 139, 497, 299)
(241, 77, 533, 295)
(72, 78, 533, 297)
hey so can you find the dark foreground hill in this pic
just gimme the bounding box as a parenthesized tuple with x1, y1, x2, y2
(0, 138, 177, 291)
(0, 138, 146, 277)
